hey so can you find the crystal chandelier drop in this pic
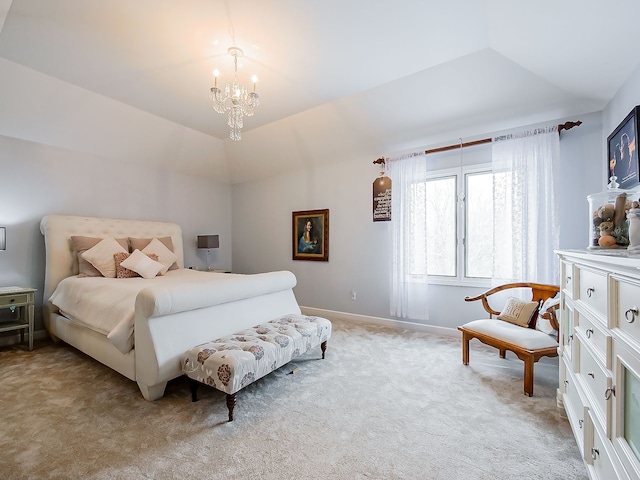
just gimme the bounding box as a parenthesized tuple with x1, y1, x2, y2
(210, 47, 260, 141)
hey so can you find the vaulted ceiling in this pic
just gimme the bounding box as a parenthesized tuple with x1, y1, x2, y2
(1, 0, 639, 183)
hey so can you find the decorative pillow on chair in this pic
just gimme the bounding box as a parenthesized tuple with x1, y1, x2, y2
(119, 249, 164, 279)
(497, 297, 540, 327)
(80, 237, 128, 278)
(141, 238, 178, 275)
(536, 297, 561, 335)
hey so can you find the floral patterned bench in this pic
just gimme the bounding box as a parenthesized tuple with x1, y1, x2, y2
(182, 314, 332, 421)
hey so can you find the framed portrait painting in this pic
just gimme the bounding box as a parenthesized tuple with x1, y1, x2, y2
(292, 209, 329, 261)
(608, 106, 640, 189)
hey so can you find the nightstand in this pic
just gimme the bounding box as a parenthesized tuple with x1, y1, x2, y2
(0, 286, 36, 351)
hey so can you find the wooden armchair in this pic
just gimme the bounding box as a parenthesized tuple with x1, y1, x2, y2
(458, 282, 560, 397)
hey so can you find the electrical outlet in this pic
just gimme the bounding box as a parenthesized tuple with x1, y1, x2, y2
(351, 290, 357, 301)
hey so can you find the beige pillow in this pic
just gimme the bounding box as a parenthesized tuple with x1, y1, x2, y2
(129, 237, 178, 270)
(81, 237, 128, 278)
(497, 297, 540, 327)
(71, 236, 129, 277)
(141, 238, 178, 275)
(114, 252, 159, 278)
(120, 249, 164, 279)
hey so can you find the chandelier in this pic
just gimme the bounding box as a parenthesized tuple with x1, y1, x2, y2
(210, 47, 260, 141)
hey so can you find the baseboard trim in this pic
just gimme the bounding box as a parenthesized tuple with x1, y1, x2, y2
(299, 306, 460, 338)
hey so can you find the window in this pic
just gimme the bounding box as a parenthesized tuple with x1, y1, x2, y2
(409, 164, 493, 286)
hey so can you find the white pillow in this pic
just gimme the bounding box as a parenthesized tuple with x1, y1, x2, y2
(120, 249, 164, 279)
(81, 237, 128, 278)
(142, 237, 178, 275)
(536, 297, 561, 335)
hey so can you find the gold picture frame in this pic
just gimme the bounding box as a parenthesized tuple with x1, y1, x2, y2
(292, 209, 329, 261)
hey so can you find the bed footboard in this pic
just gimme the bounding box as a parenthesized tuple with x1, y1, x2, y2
(133, 288, 301, 400)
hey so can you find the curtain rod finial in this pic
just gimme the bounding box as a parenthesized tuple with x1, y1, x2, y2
(558, 120, 582, 133)
(373, 157, 385, 165)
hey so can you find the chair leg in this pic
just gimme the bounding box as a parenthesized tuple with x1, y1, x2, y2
(462, 332, 470, 365)
(523, 356, 534, 397)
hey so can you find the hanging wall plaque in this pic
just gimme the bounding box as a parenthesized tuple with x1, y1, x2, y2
(373, 175, 391, 222)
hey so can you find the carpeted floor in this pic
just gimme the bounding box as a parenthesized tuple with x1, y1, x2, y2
(0, 319, 587, 479)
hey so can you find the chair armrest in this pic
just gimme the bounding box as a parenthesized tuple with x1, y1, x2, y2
(540, 304, 560, 331)
(464, 282, 560, 319)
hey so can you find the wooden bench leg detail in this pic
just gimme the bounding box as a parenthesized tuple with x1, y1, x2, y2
(523, 356, 534, 397)
(462, 332, 470, 365)
(189, 378, 199, 402)
(226, 393, 236, 422)
(321, 341, 327, 359)
(499, 349, 506, 359)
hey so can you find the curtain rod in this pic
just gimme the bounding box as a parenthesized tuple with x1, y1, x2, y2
(373, 120, 582, 165)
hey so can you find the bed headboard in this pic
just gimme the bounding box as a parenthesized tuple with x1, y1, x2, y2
(40, 215, 184, 318)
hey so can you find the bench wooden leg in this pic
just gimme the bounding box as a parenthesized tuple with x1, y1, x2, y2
(461, 332, 470, 365)
(499, 349, 506, 359)
(226, 393, 236, 422)
(189, 378, 199, 402)
(523, 356, 534, 397)
(321, 341, 327, 359)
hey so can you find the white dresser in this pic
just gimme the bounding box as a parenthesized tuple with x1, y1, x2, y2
(557, 250, 640, 480)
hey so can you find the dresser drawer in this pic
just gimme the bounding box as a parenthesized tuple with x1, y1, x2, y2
(576, 266, 608, 324)
(586, 410, 631, 480)
(562, 260, 574, 299)
(560, 297, 575, 363)
(562, 367, 587, 456)
(576, 310, 612, 369)
(576, 334, 613, 435)
(0, 294, 29, 307)
(611, 275, 640, 346)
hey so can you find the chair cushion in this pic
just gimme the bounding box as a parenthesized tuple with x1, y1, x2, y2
(461, 319, 559, 350)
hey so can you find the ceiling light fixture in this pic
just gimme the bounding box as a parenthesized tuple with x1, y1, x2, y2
(210, 47, 260, 141)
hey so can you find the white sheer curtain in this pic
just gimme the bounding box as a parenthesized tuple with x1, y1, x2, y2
(387, 153, 429, 320)
(492, 126, 560, 285)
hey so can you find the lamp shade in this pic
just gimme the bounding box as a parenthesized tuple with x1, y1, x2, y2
(197, 234, 219, 249)
(0, 227, 5, 251)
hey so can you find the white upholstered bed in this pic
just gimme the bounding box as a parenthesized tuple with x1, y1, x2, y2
(40, 215, 301, 400)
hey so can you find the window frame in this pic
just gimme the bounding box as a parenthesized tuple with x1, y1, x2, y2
(423, 162, 492, 288)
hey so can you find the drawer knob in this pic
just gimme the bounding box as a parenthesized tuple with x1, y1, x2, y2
(605, 386, 615, 400)
(591, 447, 599, 460)
(586, 287, 595, 298)
(588, 372, 595, 379)
(586, 328, 594, 338)
(625, 307, 638, 323)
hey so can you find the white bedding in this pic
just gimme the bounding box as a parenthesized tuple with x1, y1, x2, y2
(49, 269, 297, 354)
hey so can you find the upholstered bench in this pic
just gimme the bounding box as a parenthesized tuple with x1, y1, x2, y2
(459, 283, 560, 397)
(182, 314, 332, 421)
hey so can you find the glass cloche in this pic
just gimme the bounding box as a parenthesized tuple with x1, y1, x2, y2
(588, 175, 640, 249)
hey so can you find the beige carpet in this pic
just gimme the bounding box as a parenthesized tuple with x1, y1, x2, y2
(0, 320, 587, 479)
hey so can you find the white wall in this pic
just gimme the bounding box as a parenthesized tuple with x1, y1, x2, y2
(603, 61, 640, 176)
(0, 135, 232, 332)
(232, 112, 603, 329)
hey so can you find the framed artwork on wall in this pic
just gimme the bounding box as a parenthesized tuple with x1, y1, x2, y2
(292, 209, 329, 261)
(608, 106, 640, 190)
